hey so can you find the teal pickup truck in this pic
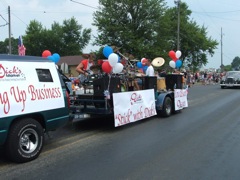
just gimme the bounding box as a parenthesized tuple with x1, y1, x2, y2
(0, 55, 70, 163)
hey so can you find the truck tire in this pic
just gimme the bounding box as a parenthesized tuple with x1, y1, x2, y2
(160, 96, 172, 117)
(5, 118, 44, 163)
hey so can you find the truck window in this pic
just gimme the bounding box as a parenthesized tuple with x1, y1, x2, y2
(36, 69, 53, 82)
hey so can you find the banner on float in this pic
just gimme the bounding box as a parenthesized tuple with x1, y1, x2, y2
(113, 89, 157, 127)
(174, 89, 188, 110)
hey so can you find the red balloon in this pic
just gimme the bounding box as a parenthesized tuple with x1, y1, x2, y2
(141, 58, 148, 66)
(168, 50, 177, 61)
(98, 59, 104, 65)
(42, 50, 51, 58)
(102, 61, 112, 73)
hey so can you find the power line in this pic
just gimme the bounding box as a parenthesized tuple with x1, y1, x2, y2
(192, 12, 240, 22)
(0, 14, 8, 27)
(192, 9, 240, 14)
(11, 13, 28, 26)
(70, 0, 98, 9)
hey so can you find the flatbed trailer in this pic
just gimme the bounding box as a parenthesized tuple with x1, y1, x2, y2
(69, 74, 188, 127)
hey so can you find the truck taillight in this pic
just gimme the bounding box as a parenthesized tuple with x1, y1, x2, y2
(66, 91, 70, 108)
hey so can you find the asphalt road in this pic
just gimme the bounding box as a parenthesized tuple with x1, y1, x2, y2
(1, 84, 240, 180)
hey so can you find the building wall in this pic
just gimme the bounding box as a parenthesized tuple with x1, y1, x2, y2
(69, 65, 78, 77)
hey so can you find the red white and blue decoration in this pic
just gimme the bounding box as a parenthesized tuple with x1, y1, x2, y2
(42, 50, 61, 64)
(168, 50, 182, 69)
(18, 36, 26, 56)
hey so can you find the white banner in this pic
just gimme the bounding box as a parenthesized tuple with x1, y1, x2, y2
(174, 89, 188, 110)
(0, 61, 65, 118)
(113, 89, 157, 127)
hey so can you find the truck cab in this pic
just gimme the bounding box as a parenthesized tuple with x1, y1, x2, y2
(0, 54, 70, 163)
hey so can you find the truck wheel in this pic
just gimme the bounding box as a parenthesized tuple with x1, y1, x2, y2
(160, 96, 172, 117)
(5, 118, 44, 163)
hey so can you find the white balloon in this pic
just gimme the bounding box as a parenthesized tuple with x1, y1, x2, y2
(112, 63, 123, 73)
(169, 60, 176, 68)
(176, 50, 182, 59)
(108, 53, 118, 67)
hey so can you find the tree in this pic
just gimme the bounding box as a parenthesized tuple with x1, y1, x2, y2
(0, 38, 18, 54)
(93, 0, 218, 70)
(24, 20, 47, 56)
(93, 0, 167, 58)
(23, 17, 91, 56)
(61, 17, 91, 55)
(231, 56, 240, 70)
(157, 2, 218, 69)
(223, 64, 232, 71)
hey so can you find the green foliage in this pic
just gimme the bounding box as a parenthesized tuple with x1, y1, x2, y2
(0, 1, 221, 71)
(22, 17, 91, 56)
(24, 20, 46, 56)
(231, 56, 240, 70)
(93, 0, 218, 69)
(93, 0, 167, 59)
(224, 64, 232, 71)
(0, 38, 18, 54)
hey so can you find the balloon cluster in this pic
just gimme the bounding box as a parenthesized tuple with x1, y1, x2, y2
(136, 58, 148, 72)
(168, 50, 182, 69)
(102, 46, 123, 74)
(42, 50, 60, 63)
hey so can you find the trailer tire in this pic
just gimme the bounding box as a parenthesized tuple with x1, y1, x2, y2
(5, 118, 44, 163)
(160, 96, 172, 117)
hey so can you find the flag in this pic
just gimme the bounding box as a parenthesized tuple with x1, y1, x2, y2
(18, 36, 23, 47)
(18, 35, 26, 56)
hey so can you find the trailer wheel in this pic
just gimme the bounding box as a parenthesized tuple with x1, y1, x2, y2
(5, 118, 44, 163)
(160, 96, 172, 117)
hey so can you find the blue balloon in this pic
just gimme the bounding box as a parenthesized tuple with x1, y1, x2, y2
(52, 53, 60, 63)
(118, 55, 121, 62)
(47, 55, 55, 62)
(176, 59, 182, 68)
(143, 65, 148, 72)
(103, 46, 113, 58)
(137, 62, 143, 68)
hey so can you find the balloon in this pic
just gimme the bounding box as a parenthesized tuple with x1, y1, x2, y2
(175, 59, 182, 68)
(102, 61, 112, 73)
(168, 50, 177, 61)
(118, 55, 121, 62)
(47, 55, 55, 62)
(52, 53, 60, 63)
(169, 60, 176, 68)
(42, 50, 51, 58)
(108, 53, 118, 67)
(103, 46, 113, 58)
(137, 62, 143, 68)
(98, 59, 104, 65)
(143, 65, 148, 72)
(112, 63, 123, 73)
(176, 50, 182, 59)
(141, 58, 148, 66)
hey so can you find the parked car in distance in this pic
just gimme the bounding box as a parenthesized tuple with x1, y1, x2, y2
(220, 71, 240, 89)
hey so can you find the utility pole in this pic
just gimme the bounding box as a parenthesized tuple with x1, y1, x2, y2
(175, 0, 180, 50)
(8, 6, 11, 54)
(220, 27, 223, 72)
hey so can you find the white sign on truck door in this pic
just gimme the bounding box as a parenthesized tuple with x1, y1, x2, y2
(0, 61, 65, 118)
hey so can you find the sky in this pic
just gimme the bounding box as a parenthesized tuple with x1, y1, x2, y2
(0, 0, 240, 69)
